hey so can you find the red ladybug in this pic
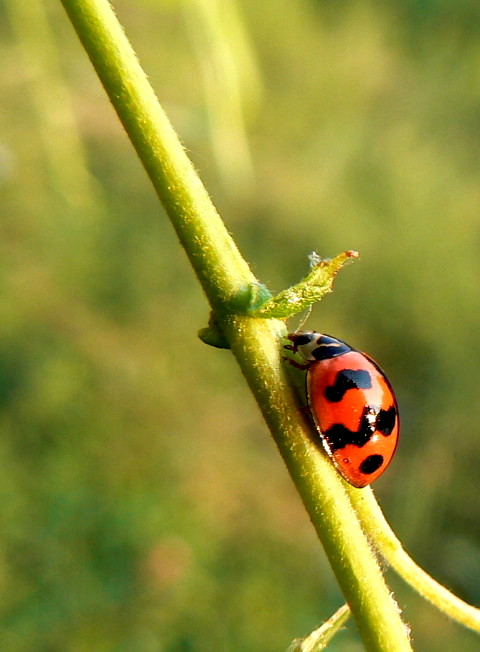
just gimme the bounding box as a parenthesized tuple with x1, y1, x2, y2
(286, 331, 399, 488)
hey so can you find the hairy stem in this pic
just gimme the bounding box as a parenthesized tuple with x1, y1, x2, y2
(350, 488, 480, 632)
(59, 0, 414, 649)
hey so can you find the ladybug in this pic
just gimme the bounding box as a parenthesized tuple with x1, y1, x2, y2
(285, 331, 399, 488)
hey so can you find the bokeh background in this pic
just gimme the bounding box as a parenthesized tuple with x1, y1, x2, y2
(1, 0, 480, 649)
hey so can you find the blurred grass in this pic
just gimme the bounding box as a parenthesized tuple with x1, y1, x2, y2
(1, 0, 480, 649)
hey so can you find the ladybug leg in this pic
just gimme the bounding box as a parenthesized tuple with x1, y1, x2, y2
(299, 404, 311, 418)
(283, 342, 310, 369)
(283, 357, 311, 370)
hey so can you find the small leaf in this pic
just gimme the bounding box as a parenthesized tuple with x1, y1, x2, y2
(249, 250, 359, 319)
(287, 604, 350, 652)
(198, 314, 230, 349)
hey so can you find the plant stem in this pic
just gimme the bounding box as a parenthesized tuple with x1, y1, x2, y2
(60, 0, 412, 649)
(221, 314, 411, 651)
(350, 487, 480, 632)
(62, 0, 254, 311)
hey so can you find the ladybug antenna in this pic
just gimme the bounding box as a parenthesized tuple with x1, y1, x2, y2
(293, 305, 312, 333)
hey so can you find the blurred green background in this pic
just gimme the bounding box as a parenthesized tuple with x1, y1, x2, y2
(1, 0, 480, 649)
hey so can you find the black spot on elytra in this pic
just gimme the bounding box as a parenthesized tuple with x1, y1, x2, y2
(377, 406, 397, 435)
(324, 369, 372, 402)
(324, 424, 356, 451)
(324, 420, 371, 451)
(324, 405, 395, 452)
(359, 454, 384, 475)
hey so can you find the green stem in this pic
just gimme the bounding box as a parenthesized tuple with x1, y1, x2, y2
(212, 314, 412, 652)
(60, 1, 412, 649)
(350, 488, 480, 632)
(62, 0, 254, 310)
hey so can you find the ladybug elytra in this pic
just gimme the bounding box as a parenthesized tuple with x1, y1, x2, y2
(286, 331, 399, 488)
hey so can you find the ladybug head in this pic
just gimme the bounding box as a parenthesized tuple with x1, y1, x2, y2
(287, 331, 352, 361)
